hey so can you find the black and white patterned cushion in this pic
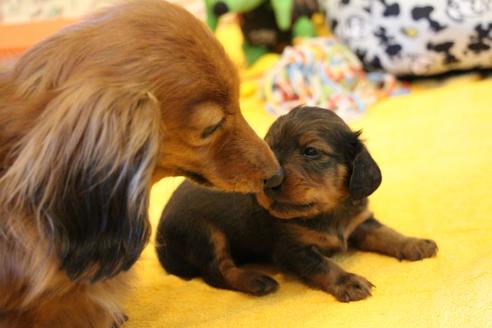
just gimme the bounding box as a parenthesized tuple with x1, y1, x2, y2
(324, 0, 492, 75)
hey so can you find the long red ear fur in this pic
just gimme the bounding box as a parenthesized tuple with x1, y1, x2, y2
(1, 76, 160, 281)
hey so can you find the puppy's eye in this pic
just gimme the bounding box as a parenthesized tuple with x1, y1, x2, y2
(303, 147, 320, 158)
(201, 118, 224, 139)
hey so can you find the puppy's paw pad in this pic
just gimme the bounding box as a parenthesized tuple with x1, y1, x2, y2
(243, 272, 278, 296)
(399, 238, 438, 261)
(331, 273, 373, 302)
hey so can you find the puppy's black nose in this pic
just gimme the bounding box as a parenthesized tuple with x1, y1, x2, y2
(264, 169, 284, 190)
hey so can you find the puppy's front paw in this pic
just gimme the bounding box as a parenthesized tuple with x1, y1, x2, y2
(399, 238, 438, 261)
(242, 271, 279, 296)
(329, 273, 374, 302)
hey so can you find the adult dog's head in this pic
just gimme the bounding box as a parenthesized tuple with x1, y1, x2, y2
(0, 0, 280, 283)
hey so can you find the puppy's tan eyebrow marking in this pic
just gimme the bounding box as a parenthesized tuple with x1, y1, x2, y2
(299, 132, 334, 155)
(299, 131, 319, 146)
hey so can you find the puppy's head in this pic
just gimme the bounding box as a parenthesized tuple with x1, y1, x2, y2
(256, 106, 381, 219)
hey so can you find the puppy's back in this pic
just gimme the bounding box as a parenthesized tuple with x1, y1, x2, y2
(156, 180, 275, 275)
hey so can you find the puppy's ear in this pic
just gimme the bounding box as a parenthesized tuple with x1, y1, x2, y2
(348, 142, 382, 200)
(1, 79, 160, 281)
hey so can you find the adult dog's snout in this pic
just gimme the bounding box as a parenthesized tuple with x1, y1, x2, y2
(264, 168, 284, 190)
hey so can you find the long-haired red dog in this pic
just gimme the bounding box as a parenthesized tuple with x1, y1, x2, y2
(0, 1, 282, 326)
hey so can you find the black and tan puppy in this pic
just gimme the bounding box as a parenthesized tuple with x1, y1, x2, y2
(156, 106, 438, 302)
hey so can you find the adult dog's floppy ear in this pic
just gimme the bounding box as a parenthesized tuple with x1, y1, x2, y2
(348, 146, 382, 200)
(0, 78, 161, 281)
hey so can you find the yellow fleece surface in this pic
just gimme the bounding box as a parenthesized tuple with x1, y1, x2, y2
(124, 76, 492, 327)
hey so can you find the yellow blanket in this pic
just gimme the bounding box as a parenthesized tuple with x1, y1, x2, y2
(4, 14, 489, 328)
(124, 23, 492, 328)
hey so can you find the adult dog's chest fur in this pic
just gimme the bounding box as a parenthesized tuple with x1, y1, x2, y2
(276, 198, 372, 256)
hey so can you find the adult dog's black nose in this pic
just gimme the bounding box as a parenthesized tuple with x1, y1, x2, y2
(264, 168, 284, 190)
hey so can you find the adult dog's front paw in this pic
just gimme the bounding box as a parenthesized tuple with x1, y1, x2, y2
(399, 238, 438, 261)
(111, 313, 128, 328)
(329, 273, 374, 302)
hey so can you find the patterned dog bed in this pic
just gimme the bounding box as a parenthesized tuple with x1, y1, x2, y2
(324, 0, 492, 75)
